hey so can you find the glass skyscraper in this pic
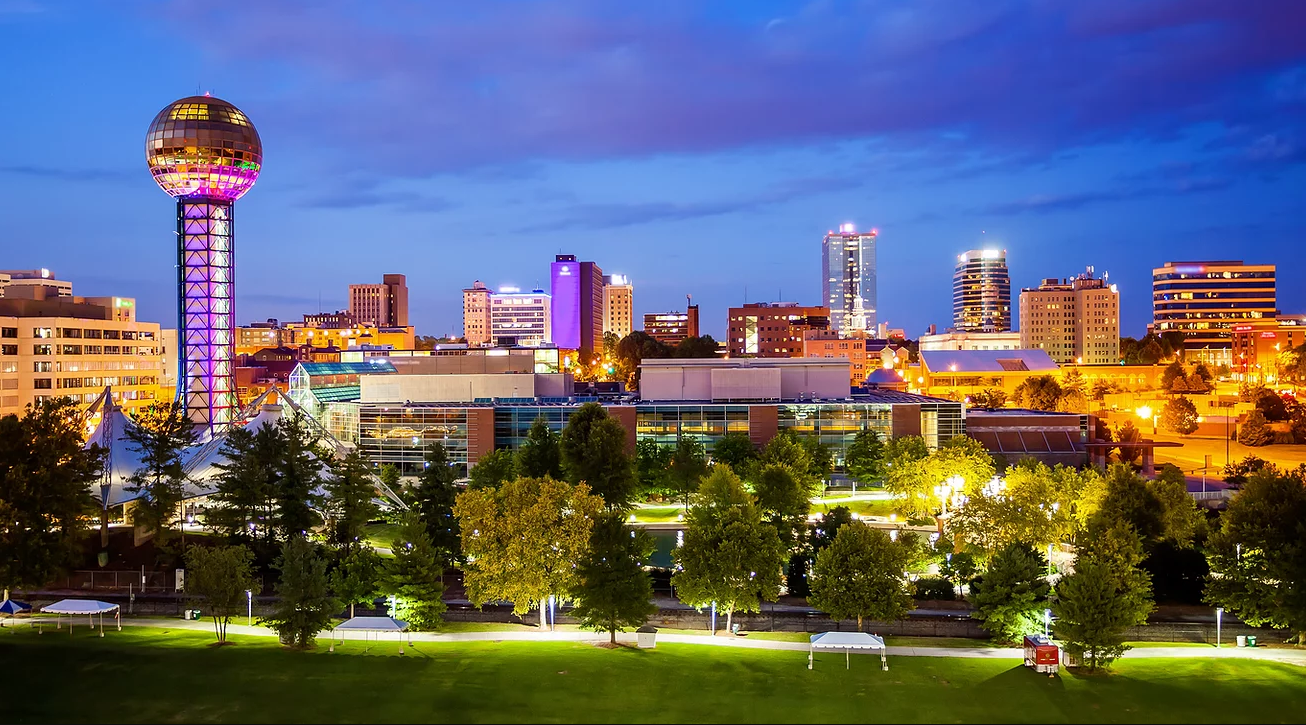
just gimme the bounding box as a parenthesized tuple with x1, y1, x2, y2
(953, 249, 1011, 333)
(822, 224, 878, 333)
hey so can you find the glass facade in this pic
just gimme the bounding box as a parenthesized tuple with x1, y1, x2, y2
(635, 404, 750, 448)
(355, 405, 472, 473)
(953, 250, 1012, 333)
(822, 227, 878, 333)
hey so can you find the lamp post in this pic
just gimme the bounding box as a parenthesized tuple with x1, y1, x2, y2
(1044, 608, 1051, 639)
(1216, 607, 1223, 648)
(246, 590, 252, 627)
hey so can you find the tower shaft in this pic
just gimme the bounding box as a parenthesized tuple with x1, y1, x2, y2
(176, 197, 236, 430)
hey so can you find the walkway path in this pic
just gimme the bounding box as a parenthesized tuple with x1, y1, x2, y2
(58, 617, 1306, 666)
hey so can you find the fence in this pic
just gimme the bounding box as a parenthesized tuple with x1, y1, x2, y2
(1189, 490, 1234, 502)
(55, 570, 173, 592)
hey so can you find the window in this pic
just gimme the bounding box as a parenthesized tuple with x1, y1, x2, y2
(34, 361, 52, 373)
(61, 345, 82, 355)
(83, 329, 102, 339)
(33, 344, 51, 356)
(1, 327, 16, 338)
(33, 327, 52, 339)
(1, 345, 16, 356)
(60, 328, 82, 338)
(33, 378, 52, 389)
(103, 330, 120, 340)
(84, 345, 102, 355)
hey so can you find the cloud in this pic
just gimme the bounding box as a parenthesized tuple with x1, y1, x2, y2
(984, 176, 1231, 216)
(0, 165, 133, 182)
(148, 1, 1306, 176)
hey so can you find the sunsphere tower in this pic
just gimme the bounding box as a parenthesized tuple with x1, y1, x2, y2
(145, 95, 262, 431)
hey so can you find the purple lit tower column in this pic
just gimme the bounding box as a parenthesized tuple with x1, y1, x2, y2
(145, 95, 263, 432)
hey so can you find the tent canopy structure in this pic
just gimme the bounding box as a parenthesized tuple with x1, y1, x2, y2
(808, 632, 889, 671)
(84, 397, 147, 508)
(0, 599, 31, 615)
(40, 599, 122, 637)
(329, 616, 410, 654)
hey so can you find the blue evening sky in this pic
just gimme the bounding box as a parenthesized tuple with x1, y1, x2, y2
(1, 1, 1303, 339)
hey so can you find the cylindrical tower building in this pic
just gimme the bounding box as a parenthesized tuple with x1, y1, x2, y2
(145, 95, 262, 430)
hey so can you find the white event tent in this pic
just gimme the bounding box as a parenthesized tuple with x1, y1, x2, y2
(808, 632, 888, 671)
(329, 616, 410, 654)
(41, 599, 121, 637)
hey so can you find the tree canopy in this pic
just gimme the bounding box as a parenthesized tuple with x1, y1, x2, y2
(969, 542, 1050, 643)
(516, 416, 563, 480)
(808, 522, 913, 630)
(569, 512, 657, 644)
(124, 400, 197, 545)
(468, 449, 517, 491)
(844, 428, 886, 485)
(185, 544, 257, 643)
(560, 403, 637, 510)
(709, 432, 757, 473)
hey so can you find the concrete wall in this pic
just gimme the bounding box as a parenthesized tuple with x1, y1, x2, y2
(640, 360, 851, 402)
(360, 373, 568, 403)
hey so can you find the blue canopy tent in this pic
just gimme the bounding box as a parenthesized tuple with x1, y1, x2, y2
(1, 599, 32, 631)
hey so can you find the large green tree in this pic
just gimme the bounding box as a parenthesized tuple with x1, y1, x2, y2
(951, 461, 1097, 554)
(184, 544, 257, 643)
(208, 423, 283, 558)
(382, 510, 447, 630)
(709, 432, 758, 473)
(410, 442, 462, 568)
(330, 545, 382, 619)
(322, 450, 380, 552)
(1205, 468, 1306, 643)
(1013, 376, 1062, 411)
(667, 437, 710, 508)
(1053, 524, 1154, 670)
(634, 439, 673, 500)
(751, 463, 812, 550)
(844, 428, 886, 486)
(261, 536, 340, 648)
(124, 400, 197, 545)
(270, 413, 325, 540)
(455, 476, 603, 624)
(808, 522, 913, 630)
(1238, 410, 1274, 447)
(1160, 397, 1199, 435)
(560, 403, 637, 510)
(884, 435, 995, 520)
(569, 512, 657, 644)
(673, 466, 785, 633)
(468, 449, 517, 491)
(968, 542, 1050, 643)
(0, 399, 102, 590)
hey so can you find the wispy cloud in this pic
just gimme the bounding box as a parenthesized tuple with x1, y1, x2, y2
(0, 164, 133, 182)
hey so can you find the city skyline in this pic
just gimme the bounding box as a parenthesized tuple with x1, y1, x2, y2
(1, 3, 1303, 339)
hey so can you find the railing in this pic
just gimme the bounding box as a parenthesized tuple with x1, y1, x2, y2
(55, 570, 173, 592)
(1190, 490, 1234, 502)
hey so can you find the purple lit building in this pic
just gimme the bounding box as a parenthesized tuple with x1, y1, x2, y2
(550, 254, 604, 353)
(145, 95, 262, 431)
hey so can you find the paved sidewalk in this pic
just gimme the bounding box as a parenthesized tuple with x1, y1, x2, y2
(52, 617, 1304, 666)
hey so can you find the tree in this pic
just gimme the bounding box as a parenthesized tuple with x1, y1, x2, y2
(1114, 420, 1143, 464)
(968, 543, 1050, 643)
(667, 437, 710, 508)
(951, 461, 1081, 554)
(516, 416, 563, 479)
(1160, 360, 1185, 391)
(124, 400, 197, 545)
(1223, 455, 1271, 486)
(844, 428, 885, 485)
(969, 388, 1007, 408)
(1057, 390, 1089, 413)
(331, 546, 382, 619)
(673, 466, 785, 633)
(208, 424, 283, 559)
(378, 464, 401, 493)
(410, 442, 461, 568)
(468, 449, 516, 490)
(184, 544, 257, 643)
(1053, 524, 1154, 670)
(0, 399, 101, 591)
(673, 335, 720, 359)
(1238, 410, 1274, 447)
(261, 536, 340, 648)
(751, 463, 811, 550)
(886, 435, 995, 520)
(455, 476, 603, 623)
(809, 522, 913, 630)
(882, 435, 932, 518)
(1160, 396, 1199, 435)
(1253, 389, 1288, 422)
(1205, 468, 1306, 643)
(270, 413, 325, 540)
(560, 403, 637, 509)
(322, 451, 380, 552)
(634, 439, 673, 500)
(569, 512, 657, 644)
(1013, 375, 1062, 411)
(382, 511, 447, 630)
(710, 432, 757, 472)
(811, 506, 855, 553)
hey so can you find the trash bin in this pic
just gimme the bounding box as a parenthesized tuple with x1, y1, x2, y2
(188, 609, 202, 621)
(636, 625, 658, 649)
(732, 623, 741, 635)
(1236, 635, 1247, 647)
(1246, 636, 1257, 647)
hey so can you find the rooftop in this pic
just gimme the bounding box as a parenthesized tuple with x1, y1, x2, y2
(920, 349, 1058, 374)
(296, 360, 397, 376)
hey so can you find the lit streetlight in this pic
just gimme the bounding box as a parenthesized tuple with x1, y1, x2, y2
(1216, 607, 1224, 648)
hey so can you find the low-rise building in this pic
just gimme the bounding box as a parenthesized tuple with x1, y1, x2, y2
(727, 302, 829, 358)
(644, 304, 699, 346)
(919, 331, 1022, 352)
(915, 349, 1059, 400)
(1231, 316, 1306, 384)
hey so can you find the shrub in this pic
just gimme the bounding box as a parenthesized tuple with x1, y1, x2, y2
(913, 576, 956, 601)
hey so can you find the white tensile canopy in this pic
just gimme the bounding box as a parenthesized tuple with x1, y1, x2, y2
(40, 599, 122, 637)
(808, 632, 888, 671)
(84, 399, 147, 508)
(184, 402, 289, 490)
(329, 616, 410, 654)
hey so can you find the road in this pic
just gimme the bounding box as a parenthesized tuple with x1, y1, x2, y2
(1151, 432, 1306, 472)
(32, 616, 1306, 666)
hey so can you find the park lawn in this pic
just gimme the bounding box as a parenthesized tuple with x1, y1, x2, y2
(362, 523, 400, 551)
(632, 505, 685, 523)
(815, 497, 902, 519)
(3, 629, 1306, 724)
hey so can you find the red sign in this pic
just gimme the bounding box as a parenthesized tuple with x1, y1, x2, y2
(1232, 325, 1253, 332)
(1261, 332, 1277, 339)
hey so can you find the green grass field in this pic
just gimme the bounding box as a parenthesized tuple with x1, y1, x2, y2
(2, 628, 1304, 723)
(814, 496, 903, 519)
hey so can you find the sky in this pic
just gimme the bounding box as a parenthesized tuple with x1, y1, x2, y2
(1, 0, 1303, 340)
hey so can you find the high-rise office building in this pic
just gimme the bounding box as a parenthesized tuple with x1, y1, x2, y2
(349, 274, 409, 328)
(603, 274, 633, 340)
(489, 287, 552, 347)
(1019, 269, 1120, 365)
(550, 255, 604, 351)
(953, 249, 1011, 333)
(146, 94, 262, 430)
(727, 302, 830, 358)
(462, 280, 492, 347)
(1152, 261, 1277, 366)
(822, 223, 878, 333)
(0, 269, 73, 299)
(1, 293, 163, 418)
(644, 304, 699, 346)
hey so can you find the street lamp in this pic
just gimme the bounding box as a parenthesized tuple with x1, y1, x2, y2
(1136, 405, 1157, 435)
(1216, 607, 1224, 648)
(1044, 608, 1051, 638)
(246, 590, 252, 627)
(933, 475, 965, 534)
